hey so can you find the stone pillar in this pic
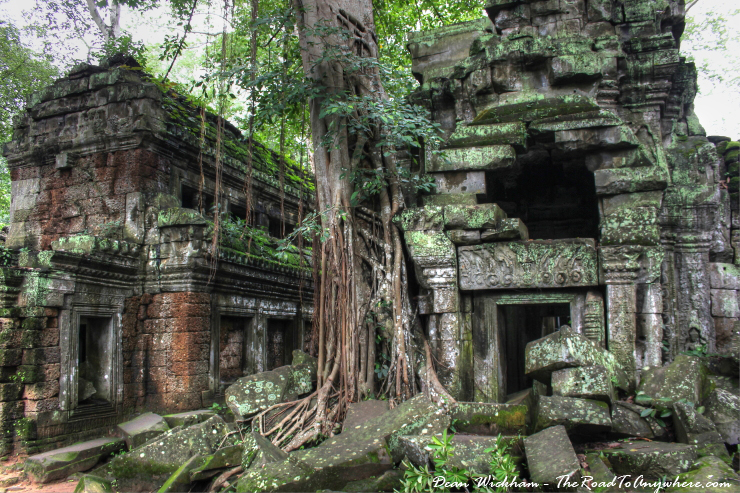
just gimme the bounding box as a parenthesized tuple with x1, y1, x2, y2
(675, 236, 714, 353)
(636, 283, 663, 368)
(601, 246, 640, 389)
(583, 291, 606, 347)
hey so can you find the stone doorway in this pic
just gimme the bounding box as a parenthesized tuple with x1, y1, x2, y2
(218, 316, 251, 393)
(472, 292, 586, 402)
(498, 304, 570, 394)
(77, 316, 114, 406)
(267, 319, 294, 370)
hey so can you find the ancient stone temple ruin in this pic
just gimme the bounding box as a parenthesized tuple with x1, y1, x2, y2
(0, 59, 314, 454)
(402, 0, 739, 402)
(1, 0, 740, 489)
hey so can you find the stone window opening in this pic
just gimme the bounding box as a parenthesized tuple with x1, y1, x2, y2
(181, 184, 214, 214)
(498, 303, 571, 396)
(483, 156, 599, 240)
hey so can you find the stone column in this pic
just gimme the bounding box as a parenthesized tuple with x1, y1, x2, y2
(601, 246, 640, 389)
(674, 235, 714, 353)
(637, 283, 663, 368)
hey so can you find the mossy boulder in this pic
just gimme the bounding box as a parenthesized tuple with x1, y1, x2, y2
(189, 445, 244, 481)
(525, 327, 628, 390)
(342, 469, 403, 492)
(665, 456, 740, 493)
(637, 354, 712, 408)
(237, 394, 443, 492)
(581, 453, 620, 493)
(162, 409, 216, 428)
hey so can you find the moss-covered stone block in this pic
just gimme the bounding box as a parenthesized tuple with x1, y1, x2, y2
(403, 231, 456, 258)
(473, 94, 600, 124)
(450, 402, 527, 435)
(422, 193, 478, 207)
(73, 475, 113, 493)
(535, 396, 612, 435)
(25, 437, 126, 483)
(444, 122, 527, 149)
(665, 456, 740, 492)
(637, 354, 712, 408)
(600, 207, 659, 246)
(443, 203, 506, 230)
(393, 206, 444, 231)
(429, 145, 516, 172)
(524, 425, 581, 490)
(704, 389, 740, 445)
(480, 218, 528, 241)
(596, 441, 697, 481)
(525, 326, 629, 389)
(551, 365, 615, 403)
(157, 208, 207, 228)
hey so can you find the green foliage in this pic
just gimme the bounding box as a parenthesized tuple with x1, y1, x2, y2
(683, 4, 740, 91)
(0, 245, 13, 266)
(478, 435, 520, 492)
(634, 392, 705, 425)
(398, 430, 470, 493)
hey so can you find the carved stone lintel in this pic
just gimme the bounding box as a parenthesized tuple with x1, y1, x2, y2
(458, 239, 598, 290)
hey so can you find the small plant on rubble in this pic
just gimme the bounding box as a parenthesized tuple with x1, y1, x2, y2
(398, 430, 470, 493)
(476, 435, 520, 492)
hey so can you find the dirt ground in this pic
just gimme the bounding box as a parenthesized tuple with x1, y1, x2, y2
(0, 456, 77, 493)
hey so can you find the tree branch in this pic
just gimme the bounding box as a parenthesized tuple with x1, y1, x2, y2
(85, 0, 110, 42)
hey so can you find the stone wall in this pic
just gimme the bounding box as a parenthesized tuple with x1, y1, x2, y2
(401, 0, 739, 400)
(0, 57, 314, 454)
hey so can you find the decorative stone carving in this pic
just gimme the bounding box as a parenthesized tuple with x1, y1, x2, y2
(583, 291, 606, 347)
(458, 239, 598, 290)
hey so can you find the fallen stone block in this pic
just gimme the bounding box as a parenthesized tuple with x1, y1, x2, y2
(525, 327, 628, 390)
(26, 437, 126, 483)
(450, 402, 528, 435)
(343, 399, 389, 432)
(158, 455, 204, 493)
(597, 441, 697, 480)
(609, 402, 654, 439)
(705, 388, 740, 445)
(73, 475, 113, 493)
(665, 456, 740, 493)
(343, 469, 403, 492)
(674, 401, 724, 446)
(249, 432, 288, 469)
(535, 396, 611, 435)
(443, 203, 506, 230)
(225, 366, 294, 419)
(116, 412, 170, 449)
(637, 354, 711, 407)
(551, 365, 615, 404)
(399, 434, 521, 475)
(189, 444, 243, 481)
(480, 218, 528, 241)
(524, 425, 580, 491)
(237, 394, 443, 491)
(582, 453, 619, 493)
(98, 415, 236, 492)
(162, 409, 215, 428)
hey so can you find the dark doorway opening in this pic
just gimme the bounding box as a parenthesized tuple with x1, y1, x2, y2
(77, 316, 113, 406)
(219, 316, 250, 392)
(498, 303, 570, 395)
(267, 319, 294, 370)
(181, 184, 214, 214)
